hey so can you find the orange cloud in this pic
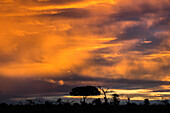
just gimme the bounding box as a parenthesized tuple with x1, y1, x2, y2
(28, 0, 117, 11)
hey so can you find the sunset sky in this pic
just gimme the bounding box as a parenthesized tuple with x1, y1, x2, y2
(0, 0, 170, 103)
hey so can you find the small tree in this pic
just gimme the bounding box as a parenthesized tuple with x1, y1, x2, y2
(112, 94, 120, 105)
(144, 98, 150, 106)
(56, 98, 63, 105)
(70, 86, 101, 103)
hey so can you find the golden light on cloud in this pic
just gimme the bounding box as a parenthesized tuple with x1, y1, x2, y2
(28, 0, 117, 11)
(58, 80, 64, 86)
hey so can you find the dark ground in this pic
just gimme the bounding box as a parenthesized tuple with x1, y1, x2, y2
(0, 103, 170, 113)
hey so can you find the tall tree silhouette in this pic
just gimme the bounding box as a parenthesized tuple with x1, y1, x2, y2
(70, 86, 101, 103)
(98, 86, 109, 104)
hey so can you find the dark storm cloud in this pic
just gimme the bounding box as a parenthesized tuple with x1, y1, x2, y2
(95, 0, 170, 42)
(113, 0, 170, 19)
(97, 6, 170, 54)
(111, 2, 170, 22)
(116, 25, 150, 40)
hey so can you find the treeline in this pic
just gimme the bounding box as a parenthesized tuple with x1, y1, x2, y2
(0, 100, 170, 113)
(0, 86, 170, 113)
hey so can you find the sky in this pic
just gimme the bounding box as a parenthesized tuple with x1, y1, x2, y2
(0, 0, 170, 103)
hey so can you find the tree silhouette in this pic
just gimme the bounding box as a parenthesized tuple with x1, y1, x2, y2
(56, 98, 63, 105)
(144, 98, 150, 106)
(112, 94, 120, 105)
(127, 97, 131, 105)
(98, 86, 109, 104)
(70, 86, 101, 103)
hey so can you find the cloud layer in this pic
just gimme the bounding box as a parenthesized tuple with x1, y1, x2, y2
(0, 0, 170, 101)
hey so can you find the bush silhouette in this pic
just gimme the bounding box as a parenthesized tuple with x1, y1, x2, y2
(92, 98, 102, 105)
(161, 99, 169, 105)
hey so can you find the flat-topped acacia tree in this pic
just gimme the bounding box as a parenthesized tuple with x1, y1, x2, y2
(70, 86, 101, 103)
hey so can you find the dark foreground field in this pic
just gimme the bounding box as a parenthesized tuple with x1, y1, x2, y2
(0, 103, 170, 113)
